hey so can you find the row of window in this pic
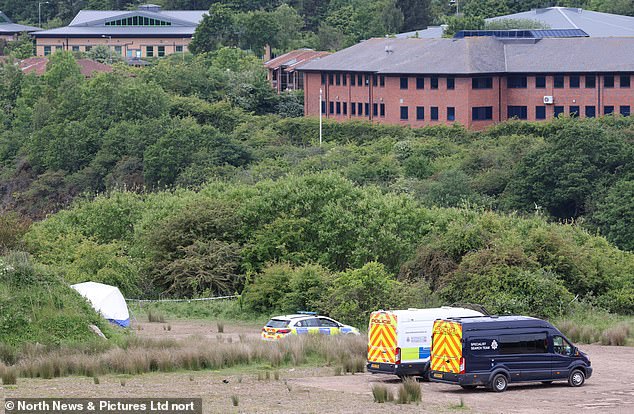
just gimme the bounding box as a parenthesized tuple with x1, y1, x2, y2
(322, 101, 386, 117)
(510, 105, 631, 119)
(105, 16, 172, 26)
(509, 74, 630, 89)
(321, 73, 386, 87)
(321, 103, 631, 121)
(43, 45, 184, 57)
(320, 73, 632, 90)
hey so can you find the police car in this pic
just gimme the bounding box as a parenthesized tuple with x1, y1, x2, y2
(261, 312, 360, 340)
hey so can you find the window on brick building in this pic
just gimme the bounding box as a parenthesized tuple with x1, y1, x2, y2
(621, 106, 631, 116)
(380, 103, 385, 116)
(535, 76, 546, 88)
(570, 105, 580, 117)
(400, 106, 409, 120)
(447, 77, 455, 90)
(321, 73, 327, 85)
(585, 75, 596, 88)
(585, 106, 595, 118)
(472, 77, 492, 89)
(447, 107, 456, 121)
(604, 105, 614, 114)
(400, 77, 408, 89)
(604, 75, 614, 88)
(554, 106, 564, 117)
(472, 106, 492, 120)
(358, 102, 363, 115)
(357, 74, 363, 85)
(343, 102, 347, 115)
(336, 73, 341, 85)
(329, 101, 334, 114)
(157, 46, 165, 57)
(431, 106, 439, 120)
(329, 73, 334, 85)
(416, 77, 424, 89)
(321, 101, 326, 114)
(146, 46, 154, 57)
(507, 106, 527, 119)
(372, 75, 378, 87)
(507, 76, 527, 88)
(350, 74, 355, 86)
(365, 102, 369, 115)
(536, 106, 546, 119)
(373, 103, 378, 117)
(416, 106, 424, 120)
(351, 102, 356, 115)
(554, 75, 564, 88)
(431, 76, 439, 89)
(343, 74, 347, 86)
(336, 102, 341, 114)
(569, 75, 580, 88)
(620, 75, 630, 88)
(44, 46, 52, 56)
(365, 75, 370, 85)
(380, 75, 385, 87)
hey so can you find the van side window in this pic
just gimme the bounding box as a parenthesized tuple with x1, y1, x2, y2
(553, 336, 573, 356)
(499, 333, 548, 354)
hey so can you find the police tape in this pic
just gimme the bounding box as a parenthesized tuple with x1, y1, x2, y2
(4, 398, 202, 414)
(125, 295, 240, 303)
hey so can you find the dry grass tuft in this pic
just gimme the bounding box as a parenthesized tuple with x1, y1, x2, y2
(216, 321, 224, 333)
(147, 309, 165, 323)
(397, 377, 421, 404)
(601, 323, 630, 346)
(1, 365, 17, 385)
(231, 395, 239, 407)
(372, 384, 393, 403)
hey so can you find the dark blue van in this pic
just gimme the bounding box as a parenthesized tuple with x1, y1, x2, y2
(429, 316, 592, 392)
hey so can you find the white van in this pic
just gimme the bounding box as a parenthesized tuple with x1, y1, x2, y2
(367, 306, 484, 378)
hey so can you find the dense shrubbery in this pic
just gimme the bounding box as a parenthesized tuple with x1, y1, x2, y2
(22, 172, 634, 326)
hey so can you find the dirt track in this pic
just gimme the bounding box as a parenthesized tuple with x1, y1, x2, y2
(2, 321, 634, 413)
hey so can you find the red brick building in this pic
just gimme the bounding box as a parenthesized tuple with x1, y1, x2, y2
(298, 37, 634, 130)
(264, 49, 330, 93)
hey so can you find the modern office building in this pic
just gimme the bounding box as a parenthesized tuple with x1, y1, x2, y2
(298, 36, 634, 130)
(0, 11, 40, 42)
(265, 49, 330, 93)
(32, 4, 205, 58)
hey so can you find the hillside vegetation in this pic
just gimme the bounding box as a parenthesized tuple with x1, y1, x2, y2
(0, 252, 117, 356)
(1, 52, 633, 347)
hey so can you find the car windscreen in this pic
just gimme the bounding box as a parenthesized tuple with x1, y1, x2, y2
(266, 319, 289, 328)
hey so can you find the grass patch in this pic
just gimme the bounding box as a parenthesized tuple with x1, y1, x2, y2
(128, 300, 265, 323)
(216, 321, 224, 333)
(553, 305, 634, 346)
(1, 365, 17, 385)
(231, 395, 239, 407)
(448, 397, 468, 410)
(147, 309, 165, 323)
(371, 384, 393, 403)
(396, 377, 421, 404)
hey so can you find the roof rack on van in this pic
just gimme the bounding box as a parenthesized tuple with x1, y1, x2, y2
(450, 303, 491, 316)
(296, 311, 317, 315)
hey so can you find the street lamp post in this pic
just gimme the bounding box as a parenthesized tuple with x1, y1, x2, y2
(101, 34, 112, 64)
(319, 88, 323, 146)
(38, 1, 50, 28)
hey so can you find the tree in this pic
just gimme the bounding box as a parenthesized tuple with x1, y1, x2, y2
(189, 3, 237, 54)
(237, 10, 281, 55)
(3, 32, 34, 59)
(591, 179, 634, 251)
(397, 0, 432, 32)
(43, 51, 82, 89)
(86, 44, 121, 63)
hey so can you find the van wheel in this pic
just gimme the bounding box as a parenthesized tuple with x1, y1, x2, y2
(460, 385, 477, 390)
(568, 369, 585, 387)
(490, 374, 508, 392)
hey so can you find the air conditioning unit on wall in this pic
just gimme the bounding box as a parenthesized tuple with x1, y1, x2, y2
(543, 96, 554, 104)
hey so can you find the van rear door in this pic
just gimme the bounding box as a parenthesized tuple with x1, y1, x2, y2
(368, 311, 398, 365)
(431, 320, 463, 374)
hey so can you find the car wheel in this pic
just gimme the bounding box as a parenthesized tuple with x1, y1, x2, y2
(460, 385, 477, 390)
(568, 369, 585, 387)
(490, 373, 508, 392)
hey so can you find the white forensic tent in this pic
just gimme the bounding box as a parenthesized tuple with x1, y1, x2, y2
(71, 282, 130, 327)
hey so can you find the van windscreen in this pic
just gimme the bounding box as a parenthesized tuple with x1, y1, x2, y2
(266, 319, 289, 328)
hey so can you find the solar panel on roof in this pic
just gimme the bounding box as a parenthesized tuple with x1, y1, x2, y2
(454, 29, 588, 39)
